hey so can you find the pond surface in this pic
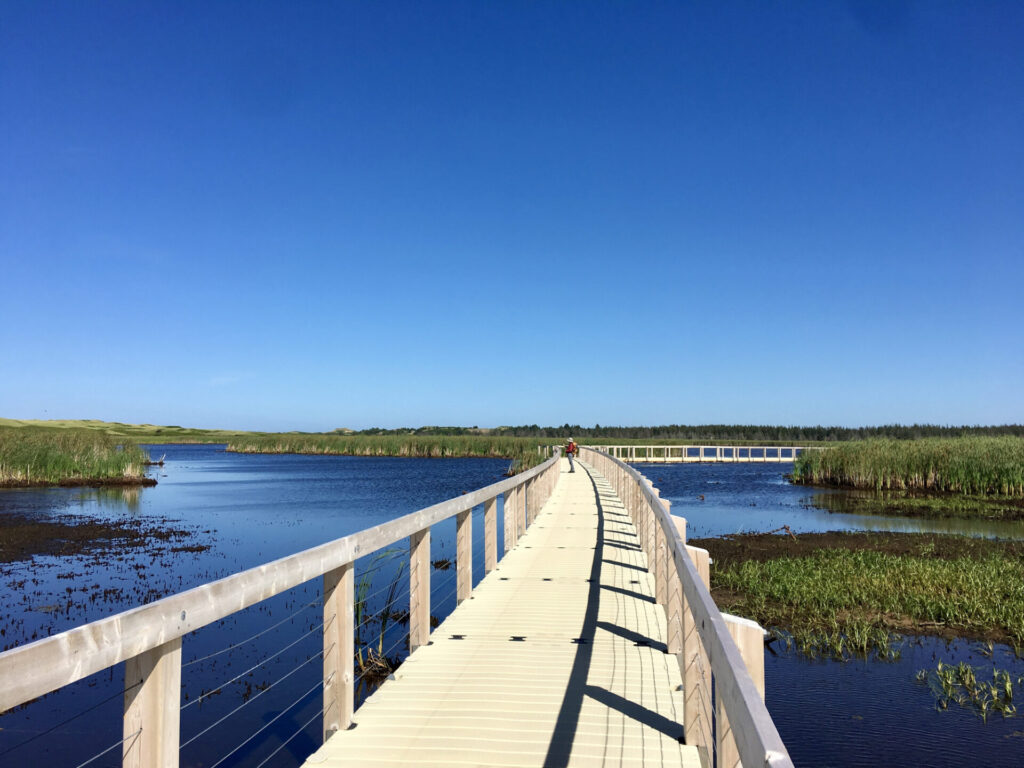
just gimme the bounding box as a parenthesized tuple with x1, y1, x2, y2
(2, 448, 1022, 767)
(0, 445, 511, 768)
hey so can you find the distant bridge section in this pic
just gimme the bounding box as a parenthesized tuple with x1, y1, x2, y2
(593, 445, 811, 463)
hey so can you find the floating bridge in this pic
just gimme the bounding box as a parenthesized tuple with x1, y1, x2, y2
(0, 447, 793, 768)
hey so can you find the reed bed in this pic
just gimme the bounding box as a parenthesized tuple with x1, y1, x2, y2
(0, 426, 151, 486)
(708, 544, 1024, 656)
(792, 437, 1024, 495)
(226, 434, 553, 472)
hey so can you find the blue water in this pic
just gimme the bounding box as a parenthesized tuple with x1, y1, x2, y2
(0, 445, 511, 768)
(2, 449, 1022, 767)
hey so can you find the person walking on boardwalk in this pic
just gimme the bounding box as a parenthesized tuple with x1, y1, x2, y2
(566, 437, 579, 472)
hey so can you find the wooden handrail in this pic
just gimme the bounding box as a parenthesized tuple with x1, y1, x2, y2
(0, 451, 561, 716)
(580, 446, 793, 768)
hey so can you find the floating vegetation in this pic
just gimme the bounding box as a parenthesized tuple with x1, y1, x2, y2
(918, 662, 1024, 721)
(0, 426, 153, 487)
(792, 437, 1024, 496)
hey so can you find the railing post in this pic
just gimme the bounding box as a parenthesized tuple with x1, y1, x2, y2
(123, 638, 182, 768)
(717, 614, 767, 768)
(667, 515, 686, 656)
(484, 496, 498, 572)
(503, 489, 514, 555)
(456, 509, 472, 604)
(409, 528, 431, 652)
(683, 544, 713, 764)
(323, 561, 354, 738)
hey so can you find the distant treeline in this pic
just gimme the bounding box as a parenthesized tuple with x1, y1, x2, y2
(344, 424, 1024, 442)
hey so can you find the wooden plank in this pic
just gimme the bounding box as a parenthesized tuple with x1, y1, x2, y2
(305, 457, 699, 768)
(323, 562, 354, 737)
(484, 497, 497, 572)
(456, 510, 472, 604)
(718, 614, 767, 768)
(123, 638, 181, 768)
(409, 529, 431, 652)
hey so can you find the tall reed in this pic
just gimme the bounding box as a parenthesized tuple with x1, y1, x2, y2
(226, 435, 554, 472)
(0, 426, 151, 486)
(792, 437, 1024, 496)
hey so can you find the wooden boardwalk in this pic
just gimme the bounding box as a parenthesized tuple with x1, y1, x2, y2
(304, 458, 700, 767)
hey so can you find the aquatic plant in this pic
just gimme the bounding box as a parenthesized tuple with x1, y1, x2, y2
(709, 544, 1024, 650)
(792, 437, 1024, 496)
(919, 662, 1022, 720)
(353, 553, 407, 690)
(0, 426, 151, 487)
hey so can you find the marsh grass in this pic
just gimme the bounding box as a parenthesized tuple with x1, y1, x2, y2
(808, 490, 1024, 521)
(792, 437, 1024, 496)
(918, 662, 1024, 720)
(0, 426, 151, 486)
(226, 434, 553, 472)
(707, 541, 1024, 658)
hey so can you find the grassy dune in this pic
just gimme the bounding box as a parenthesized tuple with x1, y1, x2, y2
(0, 426, 152, 487)
(792, 437, 1024, 496)
(226, 434, 555, 471)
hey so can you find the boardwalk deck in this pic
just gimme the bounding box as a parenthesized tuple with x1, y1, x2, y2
(304, 459, 700, 768)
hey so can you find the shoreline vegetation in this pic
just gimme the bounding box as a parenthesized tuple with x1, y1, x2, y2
(0, 427, 153, 488)
(695, 532, 1024, 658)
(792, 437, 1024, 495)
(225, 434, 554, 472)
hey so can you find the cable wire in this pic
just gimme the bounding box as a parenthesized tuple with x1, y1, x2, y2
(183, 599, 322, 669)
(180, 645, 330, 750)
(74, 728, 141, 768)
(0, 680, 141, 759)
(182, 621, 324, 711)
(206, 674, 330, 768)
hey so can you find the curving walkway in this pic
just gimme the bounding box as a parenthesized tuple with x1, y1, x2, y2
(303, 458, 699, 767)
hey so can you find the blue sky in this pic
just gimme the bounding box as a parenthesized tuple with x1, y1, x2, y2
(2, 1, 1022, 431)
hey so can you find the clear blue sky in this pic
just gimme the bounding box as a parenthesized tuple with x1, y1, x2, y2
(2, 1, 1022, 431)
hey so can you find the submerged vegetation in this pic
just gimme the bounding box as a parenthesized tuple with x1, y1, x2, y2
(226, 434, 554, 472)
(808, 490, 1024, 521)
(792, 437, 1024, 496)
(0, 426, 152, 487)
(697, 532, 1024, 659)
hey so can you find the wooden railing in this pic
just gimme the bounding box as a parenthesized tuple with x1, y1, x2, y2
(581, 447, 793, 768)
(0, 452, 562, 768)
(594, 445, 810, 463)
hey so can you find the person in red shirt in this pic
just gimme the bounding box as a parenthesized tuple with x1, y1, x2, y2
(566, 437, 578, 472)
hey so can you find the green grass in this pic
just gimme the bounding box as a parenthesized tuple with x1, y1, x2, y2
(918, 662, 1024, 720)
(226, 434, 554, 471)
(0, 426, 151, 486)
(709, 544, 1024, 655)
(792, 437, 1024, 496)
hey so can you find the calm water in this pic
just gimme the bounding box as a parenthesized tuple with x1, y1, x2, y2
(0, 445, 511, 768)
(640, 461, 1024, 767)
(1, 448, 1022, 767)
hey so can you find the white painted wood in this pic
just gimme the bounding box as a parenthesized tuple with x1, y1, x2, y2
(123, 637, 181, 768)
(323, 562, 354, 737)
